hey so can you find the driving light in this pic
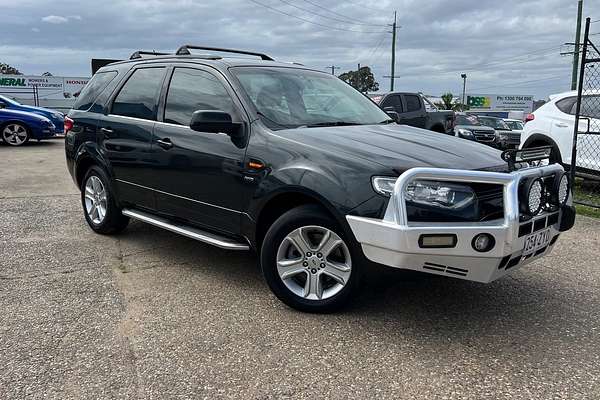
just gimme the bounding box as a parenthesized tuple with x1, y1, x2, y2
(372, 176, 397, 196)
(556, 173, 569, 206)
(472, 233, 495, 252)
(405, 180, 475, 209)
(526, 179, 543, 215)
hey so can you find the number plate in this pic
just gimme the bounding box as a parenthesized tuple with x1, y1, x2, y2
(523, 228, 551, 256)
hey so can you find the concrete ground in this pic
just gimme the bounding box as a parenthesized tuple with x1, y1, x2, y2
(1, 140, 599, 400)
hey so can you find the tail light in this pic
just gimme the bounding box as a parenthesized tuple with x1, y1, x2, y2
(525, 113, 535, 123)
(64, 116, 74, 133)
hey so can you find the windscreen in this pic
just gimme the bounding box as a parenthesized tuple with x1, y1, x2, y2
(456, 114, 481, 126)
(232, 67, 391, 130)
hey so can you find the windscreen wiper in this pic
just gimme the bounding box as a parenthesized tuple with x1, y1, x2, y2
(304, 121, 362, 128)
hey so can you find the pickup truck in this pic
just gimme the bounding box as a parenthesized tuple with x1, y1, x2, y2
(369, 92, 455, 134)
(65, 45, 575, 313)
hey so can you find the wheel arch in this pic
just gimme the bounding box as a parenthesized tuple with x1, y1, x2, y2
(0, 119, 31, 134)
(522, 133, 563, 163)
(74, 144, 113, 189)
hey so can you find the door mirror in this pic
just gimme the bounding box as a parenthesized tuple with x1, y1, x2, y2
(189, 110, 240, 136)
(383, 107, 400, 122)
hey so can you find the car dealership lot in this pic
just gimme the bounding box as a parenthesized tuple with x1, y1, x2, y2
(1, 141, 599, 399)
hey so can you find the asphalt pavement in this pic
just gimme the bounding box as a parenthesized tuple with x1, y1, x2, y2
(1, 140, 599, 399)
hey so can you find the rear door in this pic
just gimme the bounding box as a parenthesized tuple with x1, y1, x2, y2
(97, 66, 167, 210)
(577, 95, 600, 172)
(148, 65, 249, 235)
(399, 93, 427, 128)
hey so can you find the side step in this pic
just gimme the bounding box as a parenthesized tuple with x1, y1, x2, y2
(122, 209, 249, 251)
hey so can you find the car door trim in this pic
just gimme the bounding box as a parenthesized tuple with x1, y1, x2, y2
(115, 178, 243, 214)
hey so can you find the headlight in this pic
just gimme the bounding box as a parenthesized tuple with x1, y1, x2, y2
(52, 112, 64, 119)
(497, 133, 509, 141)
(372, 176, 397, 196)
(405, 180, 475, 209)
(455, 128, 473, 137)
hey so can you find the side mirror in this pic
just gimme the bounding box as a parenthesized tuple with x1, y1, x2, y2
(383, 107, 400, 123)
(189, 110, 240, 136)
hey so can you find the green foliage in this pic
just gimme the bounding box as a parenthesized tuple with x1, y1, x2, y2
(339, 66, 379, 93)
(440, 92, 454, 110)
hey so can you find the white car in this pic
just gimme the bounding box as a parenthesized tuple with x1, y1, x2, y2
(503, 118, 524, 134)
(521, 90, 600, 173)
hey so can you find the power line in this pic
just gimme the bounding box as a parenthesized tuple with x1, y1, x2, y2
(247, 0, 386, 33)
(274, 0, 387, 28)
(298, 0, 387, 26)
(344, 0, 388, 13)
(468, 75, 566, 91)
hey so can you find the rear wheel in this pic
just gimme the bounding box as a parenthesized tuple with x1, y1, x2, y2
(1, 123, 29, 146)
(260, 205, 362, 313)
(81, 166, 129, 234)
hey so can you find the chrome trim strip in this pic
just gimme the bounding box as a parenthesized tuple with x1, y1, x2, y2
(115, 179, 242, 214)
(122, 209, 249, 250)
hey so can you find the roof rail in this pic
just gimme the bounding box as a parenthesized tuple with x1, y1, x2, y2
(130, 50, 171, 60)
(175, 45, 274, 61)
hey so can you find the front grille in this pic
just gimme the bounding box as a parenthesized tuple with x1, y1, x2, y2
(473, 130, 496, 142)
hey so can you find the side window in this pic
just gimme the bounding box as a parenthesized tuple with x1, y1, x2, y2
(556, 96, 577, 115)
(164, 68, 236, 126)
(381, 95, 403, 113)
(111, 68, 165, 120)
(73, 71, 118, 111)
(580, 95, 600, 119)
(404, 95, 422, 112)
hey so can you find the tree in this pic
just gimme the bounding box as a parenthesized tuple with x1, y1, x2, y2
(0, 63, 22, 75)
(339, 66, 379, 93)
(440, 92, 454, 110)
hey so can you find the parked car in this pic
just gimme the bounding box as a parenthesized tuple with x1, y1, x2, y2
(453, 113, 497, 146)
(65, 45, 575, 312)
(521, 90, 600, 174)
(504, 118, 524, 133)
(0, 95, 65, 133)
(477, 115, 520, 150)
(369, 92, 455, 134)
(0, 108, 57, 146)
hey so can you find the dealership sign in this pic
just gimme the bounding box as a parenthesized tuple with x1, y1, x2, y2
(0, 75, 90, 100)
(467, 94, 534, 112)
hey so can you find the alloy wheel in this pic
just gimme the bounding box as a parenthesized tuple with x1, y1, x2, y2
(2, 124, 28, 146)
(276, 225, 352, 300)
(84, 176, 108, 225)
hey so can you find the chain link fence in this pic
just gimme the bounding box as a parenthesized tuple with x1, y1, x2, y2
(572, 17, 600, 209)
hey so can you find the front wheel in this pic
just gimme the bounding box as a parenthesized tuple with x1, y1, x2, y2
(81, 166, 129, 234)
(1, 123, 30, 146)
(260, 205, 362, 313)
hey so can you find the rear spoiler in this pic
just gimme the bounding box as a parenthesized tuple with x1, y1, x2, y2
(501, 146, 553, 171)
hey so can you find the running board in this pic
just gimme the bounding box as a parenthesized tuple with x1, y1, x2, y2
(122, 209, 249, 251)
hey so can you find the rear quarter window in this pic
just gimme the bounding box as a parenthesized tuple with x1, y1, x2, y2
(555, 96, 577, 115)
(73, 71, 118, 111)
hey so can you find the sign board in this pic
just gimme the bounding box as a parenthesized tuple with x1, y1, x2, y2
(0, 75, 90, 100)
(467, 94, 534, 113)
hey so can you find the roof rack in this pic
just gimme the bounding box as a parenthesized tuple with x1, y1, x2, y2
(175, 45, 274, 61)
(130, 50, 171, 60)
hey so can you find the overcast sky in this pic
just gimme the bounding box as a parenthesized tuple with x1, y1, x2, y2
(2, 0, 599, 99)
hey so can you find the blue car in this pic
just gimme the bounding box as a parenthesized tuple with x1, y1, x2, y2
(0, 95, 64, 133)
(0, 108, 57, 146)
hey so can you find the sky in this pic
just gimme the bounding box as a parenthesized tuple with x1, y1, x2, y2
(2, 0, 599, 99)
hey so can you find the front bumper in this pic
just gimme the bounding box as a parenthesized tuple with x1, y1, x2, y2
(347, 164, 573, 283)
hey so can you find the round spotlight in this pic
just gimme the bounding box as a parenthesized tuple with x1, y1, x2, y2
(556, 173, 569, 206)
(527, 179, 543, 215)
(472, 233, 495, 252)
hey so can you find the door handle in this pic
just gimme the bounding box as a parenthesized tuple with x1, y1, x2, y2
(555, 123, 568, 128)
(100, 127, 114, 136)
(157, 138, 174, 149)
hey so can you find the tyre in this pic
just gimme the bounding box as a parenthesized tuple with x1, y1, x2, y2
(81, 166, 129, 234)
(1, 122, 30, 146)
(260, 204, 362, 313)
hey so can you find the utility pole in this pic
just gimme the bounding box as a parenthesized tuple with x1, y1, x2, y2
(384, 11, 401, 91)
(571, 0, 583, 90)
(325, 65, 339, 75)
(390, 11, 397, 91)
(461, 73, 467, 108)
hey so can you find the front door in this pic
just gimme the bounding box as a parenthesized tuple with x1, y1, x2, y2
(400, 93, 427, 128)
(98, 66, 167, 210)
(149, 66, 248, 235)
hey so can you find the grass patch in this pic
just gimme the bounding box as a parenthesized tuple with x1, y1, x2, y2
(574, 178, 600, 218)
